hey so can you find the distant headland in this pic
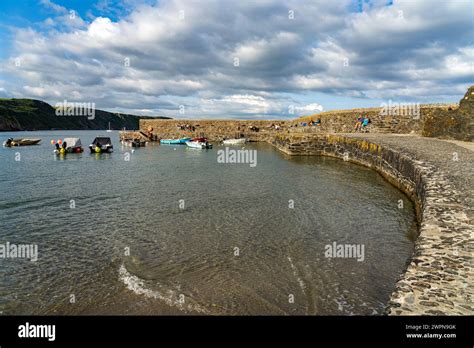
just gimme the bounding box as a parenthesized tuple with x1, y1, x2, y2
(0, 98, 170, 132)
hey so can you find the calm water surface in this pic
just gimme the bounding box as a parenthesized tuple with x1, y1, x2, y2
(0, 131, 416, 315)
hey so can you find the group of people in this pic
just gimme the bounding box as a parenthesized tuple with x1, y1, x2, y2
(178, 124, 196, 131)
(354, 116, 370, 132)
(289, 119, 321, 127)
(248, 125, 260, 132)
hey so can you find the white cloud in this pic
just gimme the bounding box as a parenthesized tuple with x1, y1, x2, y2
(202, 94, 271, 115)
(40, 0, 68, 14)
(294, 103, 324, 113)
(87, 17, 120, 40)
(1, 0, 472, 118)
(23, 85, 61, 97)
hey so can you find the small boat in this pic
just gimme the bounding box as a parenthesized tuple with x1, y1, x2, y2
(106, 122, 112, 133)
(3, 138, 41, 147)
(186, 137, 213, 149)
(122, 138, 146, 147)
(222, 138, 246, 145)
(53, 137, 84, 154)
(89, 137, 113, 153)
(160, 137, 191, 145)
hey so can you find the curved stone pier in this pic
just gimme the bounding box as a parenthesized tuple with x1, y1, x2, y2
(271, 133, 473, 315)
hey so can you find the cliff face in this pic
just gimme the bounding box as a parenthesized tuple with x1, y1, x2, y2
(421, 86, 473, 141)
(421, 86, 474, 141)
(459, 85, 474, 110)
(0, 99, 53, 131)
(0, 99, 169, 131)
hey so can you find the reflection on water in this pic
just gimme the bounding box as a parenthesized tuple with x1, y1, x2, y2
(0, 131, 416, 315)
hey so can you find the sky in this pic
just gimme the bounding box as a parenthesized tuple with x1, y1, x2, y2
(0, 0, 472, 119)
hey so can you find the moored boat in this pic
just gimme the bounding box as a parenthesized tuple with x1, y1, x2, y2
(122, 138, 146, 147)
(3, 138, 41, 147)
(53, 138, 84, 154)
(160, 137, 191, 145)
(89, 137, 114, 153)
(222, 138, 246, 145)
(186, 137, 213, 149)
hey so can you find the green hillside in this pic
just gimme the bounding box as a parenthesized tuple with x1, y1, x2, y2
(0, 98, 170, 131)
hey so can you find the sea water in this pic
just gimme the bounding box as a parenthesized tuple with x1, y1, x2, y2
(0, 131, 416, 315)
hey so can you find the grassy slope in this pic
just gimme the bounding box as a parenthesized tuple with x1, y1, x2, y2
(0, 98, 170, 131)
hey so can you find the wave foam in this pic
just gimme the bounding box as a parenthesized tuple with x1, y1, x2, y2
(287, 256, 306, 292)
(118, 264, 208, 314)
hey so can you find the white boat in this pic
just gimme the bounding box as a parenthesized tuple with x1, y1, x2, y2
(222, 138, 246, 145)
(186, 141, 205, 149)
(186, 138, 213, 149)
(121, 139, 146, 147)
(106, 122, 112, 133)
(53, 137, 84, 154)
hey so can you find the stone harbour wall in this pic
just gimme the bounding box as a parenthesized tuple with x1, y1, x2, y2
(137, 101, 467, 141)
(139, 119, 287, 142)
(132, 85, 472, 141)
(295, 104, 456, 135)
(271, 133, 473, 315)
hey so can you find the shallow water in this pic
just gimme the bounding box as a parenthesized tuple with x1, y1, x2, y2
(0, 130, 416, 315)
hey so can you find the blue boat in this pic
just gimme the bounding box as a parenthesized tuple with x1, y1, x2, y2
(160, 137, 191, 145)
